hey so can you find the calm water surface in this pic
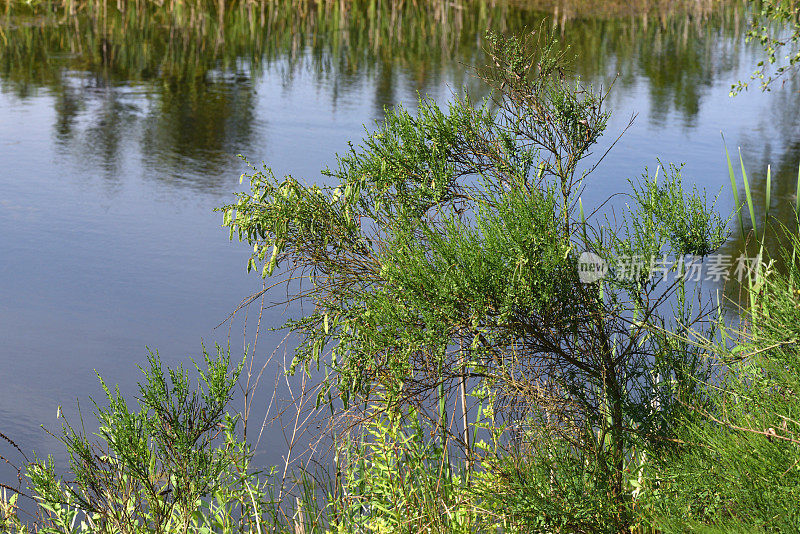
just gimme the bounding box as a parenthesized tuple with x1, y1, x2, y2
(1, 1, 799, 476)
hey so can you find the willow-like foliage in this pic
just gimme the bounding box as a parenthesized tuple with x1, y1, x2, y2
(221, 29, 728, 531)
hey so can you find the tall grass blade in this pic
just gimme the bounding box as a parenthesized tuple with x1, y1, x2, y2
(765, 164, 771, 223)
(793, 162, 800, 274)
(796, 161, 800, 214)
(579, 196, 589, 244)
(751, 242, 764, 311)
(739, 147, 758, 243)
(723, 135, 745, 240)
(715, 289, 727, 345)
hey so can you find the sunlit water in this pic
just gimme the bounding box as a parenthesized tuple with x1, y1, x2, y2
(1, 0, 799, 486)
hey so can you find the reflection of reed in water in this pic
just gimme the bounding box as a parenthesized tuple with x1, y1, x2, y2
(0, 0, 751, 190)
(1, 0, 744, 89)
(521, 0, 726, 21)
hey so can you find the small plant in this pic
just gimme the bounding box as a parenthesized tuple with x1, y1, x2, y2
(329, 403, 475, 534)
(1, 424, 32, 532)
(1, 489, 30, 533)
(23, 345, 270, 534)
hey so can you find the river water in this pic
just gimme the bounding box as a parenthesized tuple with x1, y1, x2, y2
(1, 0, 799, 481)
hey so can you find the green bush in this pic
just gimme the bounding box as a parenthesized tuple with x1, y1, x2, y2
(220, 30, 727, 532)
(12, 346, 294, 534)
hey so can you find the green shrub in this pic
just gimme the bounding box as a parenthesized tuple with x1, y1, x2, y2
(18, 346, 290, 534)
(220, 30, 727, 532)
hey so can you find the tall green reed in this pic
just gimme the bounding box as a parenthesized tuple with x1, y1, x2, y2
(724, 134, 800, 310)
